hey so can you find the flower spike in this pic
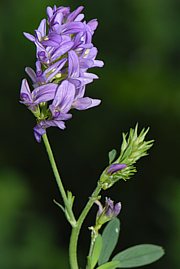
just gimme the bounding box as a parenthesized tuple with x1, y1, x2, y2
(100, 124, 154, 189)
(20, 5, 104, 142)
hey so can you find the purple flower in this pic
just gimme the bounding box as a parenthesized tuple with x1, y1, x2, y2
(104, 198, 121, 217)
(72, 85, 101, 110)
(33, 80, 74, 142)
(94, 198, 121, 231)
(107, 164, 127, 175)
(96, 198, 121, 219)
(20, 79, 57, 110)
(20, 5, 104, 142)
(25, 58, 67, 87)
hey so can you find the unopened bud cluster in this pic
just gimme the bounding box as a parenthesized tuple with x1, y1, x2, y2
(100, 125, 154, 189)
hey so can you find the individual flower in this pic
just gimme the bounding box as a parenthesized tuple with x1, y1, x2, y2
(96, 198, 121, 219)
(20, 5, 104, 142)
(33, 80, 74, 142)
(20, 79, 57, 111)
(92, 198, 121, 234)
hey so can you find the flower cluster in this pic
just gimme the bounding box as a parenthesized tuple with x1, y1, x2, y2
(100, 125, 154, 189)
(20, 5, 104, 142)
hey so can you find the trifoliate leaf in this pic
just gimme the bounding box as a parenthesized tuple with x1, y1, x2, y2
(112, 244, 165, 268)
(98, 218, 120, 265)
(96, 261, 119, 269)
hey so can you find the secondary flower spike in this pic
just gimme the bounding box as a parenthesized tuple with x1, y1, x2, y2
(100, 125, 154, 190)
(20, 5, 104, 142)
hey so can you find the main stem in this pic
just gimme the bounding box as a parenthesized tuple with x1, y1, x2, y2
(42, 133, 76, 225)
(69, 184, 102, 269)
(42, 133, 102, 269)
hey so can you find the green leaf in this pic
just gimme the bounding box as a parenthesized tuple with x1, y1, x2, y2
(108, 149, 117, 164)
(98, 218, 120, 265)
(67, 191, 75, 208)
(112, 244, 165, 268)
(53, 199, 65, 212)
(96, 261, 119, 269)
(90, 234, 102, 269)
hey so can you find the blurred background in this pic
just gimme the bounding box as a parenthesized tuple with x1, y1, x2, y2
(0, 0, 180, 268)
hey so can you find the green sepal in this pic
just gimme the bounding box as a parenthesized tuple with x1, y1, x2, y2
(98, 218, 120, 265)
(108, 149, 117, 164)
(96, 261, 119, 269)
(112, 244, 165, 268)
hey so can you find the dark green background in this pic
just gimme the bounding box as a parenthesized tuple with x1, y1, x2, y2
(0, 0, 179, 268)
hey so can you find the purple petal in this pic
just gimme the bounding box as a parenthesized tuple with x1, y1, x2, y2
(48, 32, 62, 43)
(32, 83, 57, 104)
(114, 202, 122, 216)
(105, 198, 114, 216)
(73, 77, 93, 86)
(79, 43, 93, 49)
(93, 60, 104, 68)
(68, 50, 80, 78)
(50, 80, 75, 114)
(75, 14, 84, 22)
(87, 19, 98, 31)
(43, 119, 67, 130)
(73, 97, 101, 110)
(37, 19, 46, 37)
(35, 30, 42, 41)
(51, 41, 74, 61)
(33, 124, 46, 143)
(52, 120, 66, 129)
(105, 198, 114, 209)
(83, 72, 99, 79)
(37, 50, 49, 63)
(74, 86, 85, 99)
(41, 33, 62, 47)
(107, 164, 127, 175)
(23, 32, 35, 42)
(61, 22, 84, 34)
(67, 6, 84, 22)
(68, 78, 81, 88)
(20, 79, 32, 103)
(74, 72, 98, 86)
(25, 67, 36, 83)
(54, 112, 72, 121)
(41, 39, 59, 47)
(85, 47, 98, 59)
(47, 6, 53, 20)
(80, 59, 94, 69)
(44, 58, 67, 82)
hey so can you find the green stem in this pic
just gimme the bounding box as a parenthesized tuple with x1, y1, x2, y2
(42, 133, 76, 226)
(88, 231, 98, 264)
(69, 184, 102, 269)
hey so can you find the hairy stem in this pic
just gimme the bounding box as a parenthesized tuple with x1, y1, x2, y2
(42, 133, 76, 226)
(69, 184, 102, 269)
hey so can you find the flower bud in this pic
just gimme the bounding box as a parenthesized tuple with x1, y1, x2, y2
(99, 124, 153, 190)
(93, 198, 121, 233)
